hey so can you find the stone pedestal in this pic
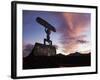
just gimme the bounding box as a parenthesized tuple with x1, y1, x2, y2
(31, 43, 56, 56)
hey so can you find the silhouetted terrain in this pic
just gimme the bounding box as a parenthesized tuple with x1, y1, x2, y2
(23, 52, 91, 69)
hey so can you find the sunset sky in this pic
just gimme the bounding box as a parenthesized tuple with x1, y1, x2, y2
(23, 10, 91, 56)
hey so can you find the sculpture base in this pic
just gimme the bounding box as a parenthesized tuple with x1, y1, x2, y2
(30, 43, 56, 56)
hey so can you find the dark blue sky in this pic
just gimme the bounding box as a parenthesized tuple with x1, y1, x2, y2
(23, 10, 65, 46)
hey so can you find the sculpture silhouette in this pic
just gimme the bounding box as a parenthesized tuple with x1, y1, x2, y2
(36, 17, 56, 45)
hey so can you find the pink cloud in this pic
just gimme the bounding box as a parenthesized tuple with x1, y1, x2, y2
(58, 12, 91, 54)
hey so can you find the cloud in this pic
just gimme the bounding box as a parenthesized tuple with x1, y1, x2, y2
(23, 44, 34, 58)
(76, 40, 89, 44)
(58, 12, 91, 54)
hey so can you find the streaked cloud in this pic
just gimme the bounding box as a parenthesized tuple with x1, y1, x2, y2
(58, 12, 91, 54)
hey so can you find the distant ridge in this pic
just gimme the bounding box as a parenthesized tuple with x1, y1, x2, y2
(68, 52, 91, 56)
